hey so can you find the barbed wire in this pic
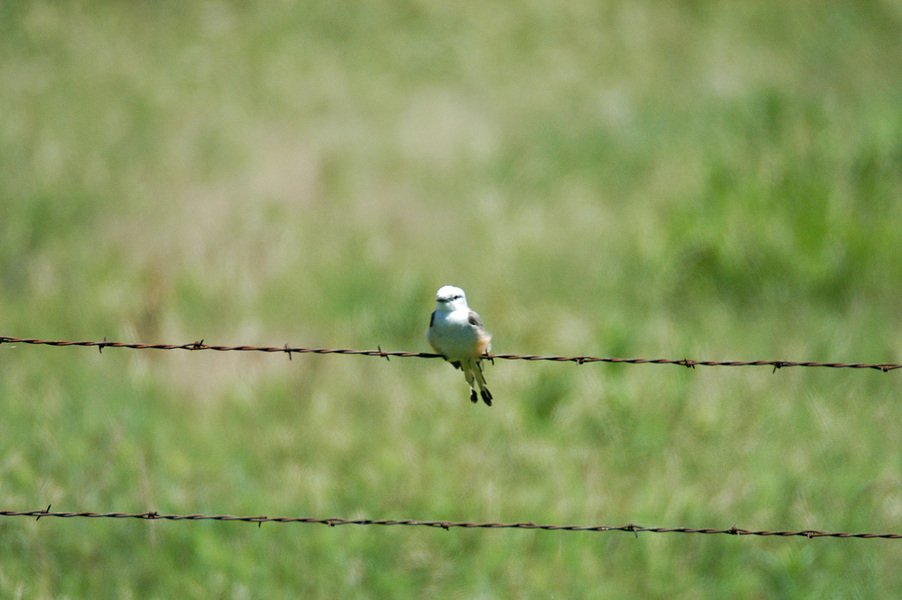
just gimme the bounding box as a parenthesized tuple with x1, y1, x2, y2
(2, 337, 898, 543)
(1, 336, 900, 372)
(1, 507, 899, 539)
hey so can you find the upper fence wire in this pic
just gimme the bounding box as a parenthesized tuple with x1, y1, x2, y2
(1, 336, 899, 372)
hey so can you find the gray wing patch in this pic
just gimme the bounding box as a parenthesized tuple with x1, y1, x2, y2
(429, 311, 436, 328)
(467, 310, 484, 328)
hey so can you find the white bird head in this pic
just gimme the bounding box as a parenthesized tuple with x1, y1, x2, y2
(434, 285, 469, 312)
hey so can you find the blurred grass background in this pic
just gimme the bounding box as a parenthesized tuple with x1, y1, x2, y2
(2, 0, 902, 597)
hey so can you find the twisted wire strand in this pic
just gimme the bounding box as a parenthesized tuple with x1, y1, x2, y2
(2, 508, 900, 539)
(1, 336, 899, 372)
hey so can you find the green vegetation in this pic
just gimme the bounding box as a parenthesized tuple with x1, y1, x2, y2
(3, 1, 902, 597)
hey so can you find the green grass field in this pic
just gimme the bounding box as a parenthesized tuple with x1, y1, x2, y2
(3, 1, 902, 597)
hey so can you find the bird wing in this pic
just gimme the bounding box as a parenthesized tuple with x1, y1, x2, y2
(468, 310, 491, 355)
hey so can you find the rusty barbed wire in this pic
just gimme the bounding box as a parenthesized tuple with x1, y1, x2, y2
(1, 336, 900, 372)
(1, 507, 899, 539)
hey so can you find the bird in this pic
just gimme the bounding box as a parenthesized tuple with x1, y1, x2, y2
(426, 285, 493, 406)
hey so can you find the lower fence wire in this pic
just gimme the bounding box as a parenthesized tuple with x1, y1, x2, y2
(1, 509, 900, 539)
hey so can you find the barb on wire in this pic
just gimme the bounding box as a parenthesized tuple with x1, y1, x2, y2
(1, 336, 899, 372)
(1, 508, 899, 539)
